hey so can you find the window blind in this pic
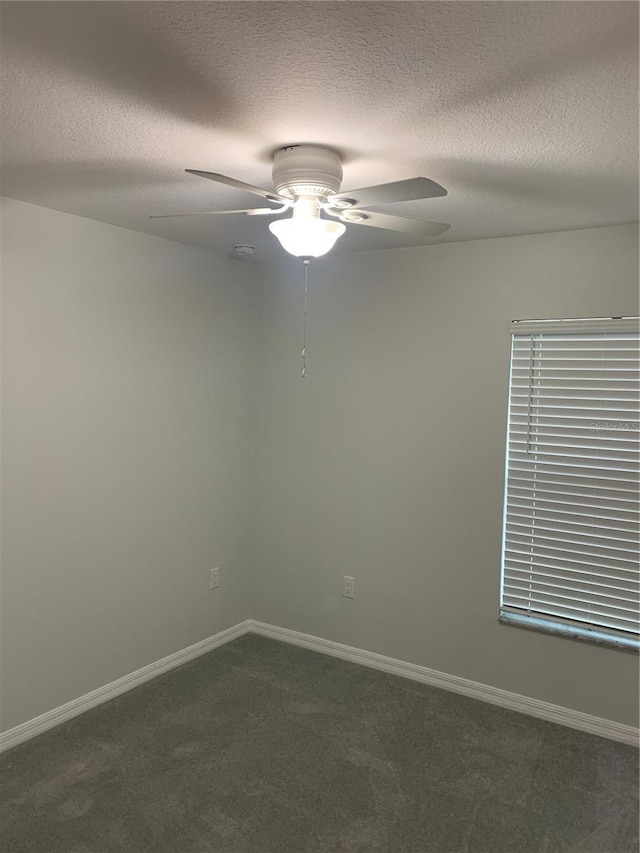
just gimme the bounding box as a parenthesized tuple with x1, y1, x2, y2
(500, 317, 640, 649)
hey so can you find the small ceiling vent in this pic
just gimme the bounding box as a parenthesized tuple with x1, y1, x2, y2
(232, 244, 256, 259)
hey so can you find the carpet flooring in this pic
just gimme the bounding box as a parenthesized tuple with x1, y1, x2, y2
(0, 633, 638, 853)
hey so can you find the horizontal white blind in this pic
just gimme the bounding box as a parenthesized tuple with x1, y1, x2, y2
(501, 317, 640, 648)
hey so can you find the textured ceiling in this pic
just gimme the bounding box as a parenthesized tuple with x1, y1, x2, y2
(1, 1, 638, 262)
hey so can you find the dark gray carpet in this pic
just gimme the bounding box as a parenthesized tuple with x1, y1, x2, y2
(0, 634, 637, 853)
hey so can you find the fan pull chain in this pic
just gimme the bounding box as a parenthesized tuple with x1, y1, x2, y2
(301, 258, 310, 378)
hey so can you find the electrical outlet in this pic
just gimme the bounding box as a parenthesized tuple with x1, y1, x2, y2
(342, 575, 355, 599)
(209, 567, 220, 590)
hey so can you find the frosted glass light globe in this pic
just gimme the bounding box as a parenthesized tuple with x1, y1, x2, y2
(269, 217, 346, 258)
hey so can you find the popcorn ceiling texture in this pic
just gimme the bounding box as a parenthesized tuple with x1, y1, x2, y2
(1, 1, 638, 261)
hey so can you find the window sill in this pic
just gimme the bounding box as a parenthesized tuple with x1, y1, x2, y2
(499, 612, 639, 654)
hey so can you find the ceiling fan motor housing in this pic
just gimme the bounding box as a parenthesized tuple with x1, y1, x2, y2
(272, 145, 343, 200)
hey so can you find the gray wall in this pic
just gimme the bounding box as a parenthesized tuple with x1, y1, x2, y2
(252, 224, 640, 727)
(2, 201, 638, 733)
(0, 198, 258, 731)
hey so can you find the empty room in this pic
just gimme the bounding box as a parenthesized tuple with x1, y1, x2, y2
(0, 2, 638, 851)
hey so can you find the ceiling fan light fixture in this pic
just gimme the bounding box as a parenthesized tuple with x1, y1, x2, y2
(269, 216, 346, 258)
(158, 148, 450, 254)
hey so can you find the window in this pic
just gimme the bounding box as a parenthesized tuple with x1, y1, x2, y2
(500, 317, 640, 650)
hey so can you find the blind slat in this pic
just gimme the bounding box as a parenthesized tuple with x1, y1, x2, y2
(505, 565, 638, 596)
(504, 577, 638, 609)
(506, 517, 639, 543)
(506, 498, 639, 525)
(505, 555, 638, 581)
(507, 531, 637, 567)
(508, 461, 638, 481)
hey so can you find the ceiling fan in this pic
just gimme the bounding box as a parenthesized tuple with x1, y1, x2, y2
(152, 145, 450, 258)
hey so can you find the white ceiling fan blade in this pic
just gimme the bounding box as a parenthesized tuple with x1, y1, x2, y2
(186, 169, 289, 204)
(150, 205, 288, 220)
(341, 210, 450, 237)
(329, 177, 447, 208)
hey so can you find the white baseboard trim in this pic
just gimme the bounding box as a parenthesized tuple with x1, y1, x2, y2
(2, 618, 637, 752)
(0, 620, 252, 754)
(249, 621, 640, 747)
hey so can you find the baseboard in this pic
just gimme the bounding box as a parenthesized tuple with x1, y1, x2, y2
(2, 617, 637, 753)
(0, 620, 252, 754)
(249, 621, 640, 747)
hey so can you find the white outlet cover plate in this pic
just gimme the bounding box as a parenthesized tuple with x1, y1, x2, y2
(342, 576, 355, 599)
(210, 568, 220, 590)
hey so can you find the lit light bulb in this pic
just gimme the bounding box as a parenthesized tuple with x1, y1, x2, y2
(269, 212, 345, 258)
